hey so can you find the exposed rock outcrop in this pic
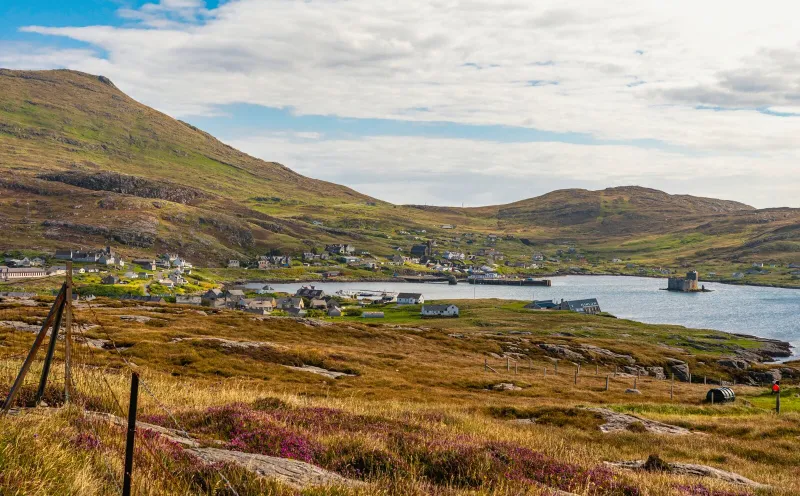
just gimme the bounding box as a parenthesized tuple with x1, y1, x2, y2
(39, 171, 210, 205)
(608, 457, 770, 490)
(717, 358, 749, 370)
(283, 365, 356, 379)
(539, 344, 585, 362)
(666, 358, 691, 382)
(587, 408, 692, 435)
(187, 447, 365, 489)
(491, 383, 522, 391)
(578, 344, 636, 364)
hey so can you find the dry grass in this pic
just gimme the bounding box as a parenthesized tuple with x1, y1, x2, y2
(1, 297, 797, 495)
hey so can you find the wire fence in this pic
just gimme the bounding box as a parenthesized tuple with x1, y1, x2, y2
(478, 355, 774, 402)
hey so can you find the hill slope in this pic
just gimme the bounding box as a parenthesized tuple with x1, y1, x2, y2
(1, 69, 799, 278)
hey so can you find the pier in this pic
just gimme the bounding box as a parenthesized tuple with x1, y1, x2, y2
(468, 278, 552, 287)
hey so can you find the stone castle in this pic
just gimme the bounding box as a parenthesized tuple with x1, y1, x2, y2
(667, 270, 700, 292)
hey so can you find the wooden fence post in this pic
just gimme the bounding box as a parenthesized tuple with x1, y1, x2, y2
(776, 389, 781, 415)
(122, 372, 140, 496)
(595, 364, 599, 375)
(554, 360, 558, 375)
(605, 375, 609, 391)
(574, 367, 578, 385)
(543, 367, 547, 377)
(633, 377, 638, 390)
(64, 261, 74, 402)
(514, 362, 518, 375)
(35, 299, 66, 405)
(2, 284, 67, 413)
(506, 358, 510, 372)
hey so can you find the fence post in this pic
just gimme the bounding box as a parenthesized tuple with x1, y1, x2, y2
(35, 299, 66, 405)
(776, 389, 781, 415)
(595, 364, 599, 375)
(555, 360, 559, 375)
(574, 367, 578, 385)
(484, 358, 487, 372)
(514, 362, 518, 375)
(64, 261, 74, 403)
(633, 377, 637, 390)
(122, 372, 140, 496)
(704, 376, 707, 385)
(507, 358, 510, 372)
(605, 375, 609, 391)
(614, 365, 617, 377)
(543, 367, 547, 377)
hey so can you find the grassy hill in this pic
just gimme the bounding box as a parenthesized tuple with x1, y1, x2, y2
(2, 69, 800, 285)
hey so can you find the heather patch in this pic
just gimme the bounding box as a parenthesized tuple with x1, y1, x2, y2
(675, 484, 753, 496)
(143, 402, 642, 494)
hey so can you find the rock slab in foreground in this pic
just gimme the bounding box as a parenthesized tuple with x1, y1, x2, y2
(587, 408, 692, 436)
(608, 459, 770, 490)
(187, 447, 364, 489)
(87, 411, 363, 489)
(283, 365, 356, 379)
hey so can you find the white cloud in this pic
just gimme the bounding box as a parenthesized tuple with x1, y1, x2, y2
(6, 0, 800, 206)
(224, 133, 800, 208)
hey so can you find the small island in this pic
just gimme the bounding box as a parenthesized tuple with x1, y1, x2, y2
(666, 270, 713, 292)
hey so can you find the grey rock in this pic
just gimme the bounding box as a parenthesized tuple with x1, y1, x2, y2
(623, 366, 648, 376)
(492, 383, 522, 391)
(747, 370, 781, 385)
(539, 343, 585, 362)
(607, 460, 770, 490)
(718, 358, 749, 370)
(624, 388, 642, 395)
(587, 408, 691, 435)
(579, 344, 636, 364)
(646, 367, 666, 380)
(666, 359, 691, 382)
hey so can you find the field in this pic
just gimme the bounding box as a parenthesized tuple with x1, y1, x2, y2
(1, 292, 798, 495)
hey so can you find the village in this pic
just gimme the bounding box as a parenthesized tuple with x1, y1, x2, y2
(4, 226, 795, 287)
(1, 229, 796, 320)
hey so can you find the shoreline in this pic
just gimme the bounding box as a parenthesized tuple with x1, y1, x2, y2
(239, 272, 800, 291)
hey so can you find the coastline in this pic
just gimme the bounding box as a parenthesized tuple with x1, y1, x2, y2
(238, 272, 800, 291)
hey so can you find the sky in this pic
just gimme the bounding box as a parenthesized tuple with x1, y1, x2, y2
(2, 0, 800, 208)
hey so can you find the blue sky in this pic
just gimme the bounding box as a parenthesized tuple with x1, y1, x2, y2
(2, 0, 800, 207)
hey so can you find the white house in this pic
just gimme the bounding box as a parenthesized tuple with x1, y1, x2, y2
(421, 304, 459, 317)
(228, 260, 240, 268)
(397, 292, 424, 305)
(443, 251, 465, 261)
